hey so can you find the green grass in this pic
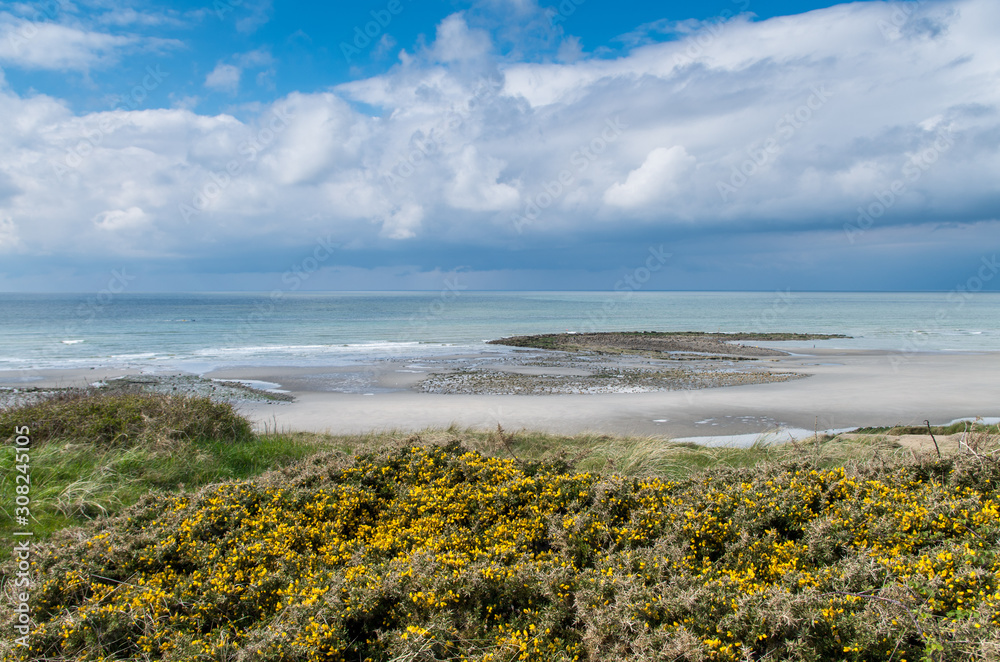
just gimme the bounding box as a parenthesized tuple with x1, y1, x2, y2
(345, 424, 915, 477)
(0, 393, 321, 546)
(852, 420, 1000, 436)
(6, 439, 999, 662)
(1, 389, 254, 447)
(2, 392, 999, 661)
(0, 391, 984, 548)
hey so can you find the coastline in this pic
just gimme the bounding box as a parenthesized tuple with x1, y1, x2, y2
(4, 341, 999, 443)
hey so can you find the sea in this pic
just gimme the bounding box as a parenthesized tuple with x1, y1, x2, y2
(0, 291, 997, 374)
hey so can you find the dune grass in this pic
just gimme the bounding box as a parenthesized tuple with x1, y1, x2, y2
(0, 390, 971, 546)
(3, 389, 991, 547)
(2, 392, 999, 661)
(0, 392, 319, 543)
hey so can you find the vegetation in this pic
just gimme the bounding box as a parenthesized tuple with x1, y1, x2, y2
(0, 392, 315, 542)
(1, 389, 256, 448)
(2, 393, 998, 661)
(601, 331, 849, 341)
(853, 421, 1000, 437)
(489, 331, 850, 351)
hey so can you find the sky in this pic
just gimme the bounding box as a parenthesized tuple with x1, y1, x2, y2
(0, 0, 998, 292)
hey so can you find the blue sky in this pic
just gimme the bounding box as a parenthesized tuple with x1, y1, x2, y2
(0, 0, 998, 292)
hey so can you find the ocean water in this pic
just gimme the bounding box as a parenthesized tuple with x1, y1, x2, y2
(0, 291, 997, 373)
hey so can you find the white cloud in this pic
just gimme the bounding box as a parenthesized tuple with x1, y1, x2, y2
(237, 48, 274, 68)
(0, 216, 20, 252)
(205, 50, 276, 94)
(97, 8, 188, 28)
(380, 203, 424, 239)
(0, 12, 137, 71)
(204, 63, 241, 94)
(93, 206, 149, 231)
(445, 146, 520, 212)
(604, 146, 695, 209)
(0, 0, 998, 268)
(430, 14, 492, 64)
(234, 0, 272, 34)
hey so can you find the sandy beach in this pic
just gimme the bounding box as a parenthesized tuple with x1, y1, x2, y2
(5, 341, 997, 442)
(229, 349, 1000, 440)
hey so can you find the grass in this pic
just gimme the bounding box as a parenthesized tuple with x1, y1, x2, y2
(2, 392, 998, 661)
(0, 392, 319, 543)
(1, 389, 255, 447)
(852, 421, 1000, 437)
(0, 390, 986, 546)
(0, 390, 958, 545)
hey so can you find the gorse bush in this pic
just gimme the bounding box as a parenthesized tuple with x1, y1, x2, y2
(1, 390, 253, 447)
(5, 442, 998, 661)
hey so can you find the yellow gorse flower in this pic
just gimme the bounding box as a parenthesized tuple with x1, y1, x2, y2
(12, 445, 1000, 661)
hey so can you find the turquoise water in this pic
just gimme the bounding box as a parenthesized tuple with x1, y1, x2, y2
(0, 291, 997, 372)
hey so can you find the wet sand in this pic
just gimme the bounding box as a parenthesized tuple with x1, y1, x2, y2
(3, 346, 998, 441)
(223, 349, 998, 439)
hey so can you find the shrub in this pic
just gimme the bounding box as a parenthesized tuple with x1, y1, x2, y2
(4, 443, 998, 661)
(1, 390, 253, 448)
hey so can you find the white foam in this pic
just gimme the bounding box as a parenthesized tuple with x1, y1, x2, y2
(213, 378, 284, 392)
(61, 339, 84, 344)
(109, 352, 159, 360)
(674, 427, 856, 448)
(195, 341, 435, 358)
(945, 416, 1000, 426)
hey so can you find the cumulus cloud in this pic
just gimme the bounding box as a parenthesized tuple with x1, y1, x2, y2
(205, 50, 276, 94)
(445, 146, 520, 212)
(604, 146, 695, 209)
(0, 12, 137, 71)
(0, 0, 998, 281)
(430, 15, 492, 64)
(0, 7, 183, 73)
(233, 0, 273, 34)
(204, 63, 242, 93)
(380, 203, 425, 240)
